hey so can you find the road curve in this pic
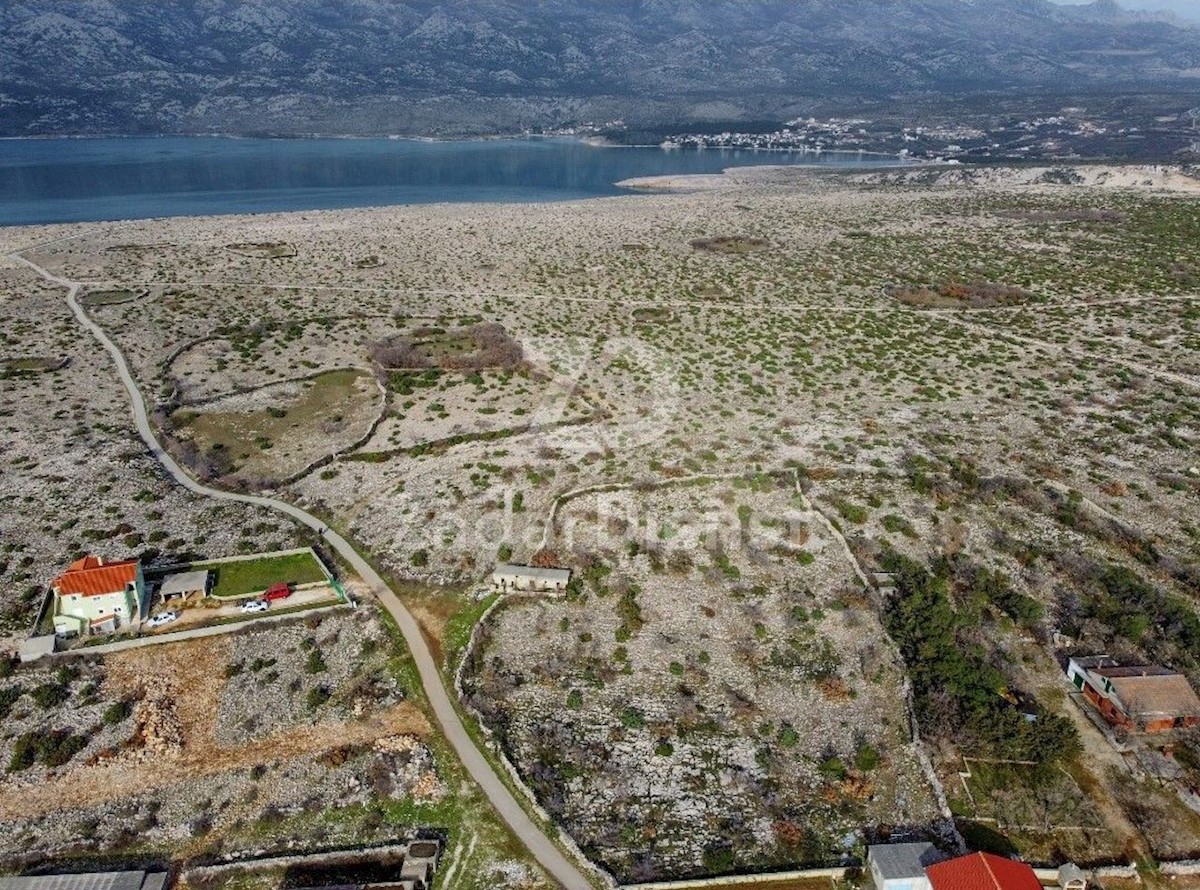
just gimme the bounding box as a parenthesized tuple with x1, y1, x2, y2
(12, 251, 595, 890)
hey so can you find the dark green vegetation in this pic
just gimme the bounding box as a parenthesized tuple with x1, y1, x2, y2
(882, 551, 1079, 765)
(8, 729, 87, 772)
(690, 236, 770, 255)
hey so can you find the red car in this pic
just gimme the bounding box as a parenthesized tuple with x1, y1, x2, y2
(262, 582, 292, 602)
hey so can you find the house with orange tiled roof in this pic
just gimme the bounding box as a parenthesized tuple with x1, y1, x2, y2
(51, 555, 145, 637)
(926, 852, 1042, 890)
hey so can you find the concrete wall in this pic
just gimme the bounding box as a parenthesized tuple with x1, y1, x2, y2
(620, 866, 845, 890)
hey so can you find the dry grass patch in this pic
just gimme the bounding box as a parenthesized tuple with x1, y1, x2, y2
(82, 288, 141, 307)
(226, 242, 297, 259)
(690, 235, 770, 255)
(170, 368, 381, 484)
(371, 322, 525, 372)
(888, 280, 1031, 309)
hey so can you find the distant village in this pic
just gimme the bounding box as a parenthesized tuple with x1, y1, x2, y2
(547, 107, 1200, 163)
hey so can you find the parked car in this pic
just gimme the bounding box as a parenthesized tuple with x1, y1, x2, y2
(262, 582, 292, 602)
(240, 599, 269, 614)
(146, 611, 178, 629)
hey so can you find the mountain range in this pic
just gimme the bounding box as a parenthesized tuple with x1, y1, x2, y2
(2, 0, 1198, 137)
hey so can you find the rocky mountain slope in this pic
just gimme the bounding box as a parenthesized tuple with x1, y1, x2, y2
(1, 0, 1198, 136)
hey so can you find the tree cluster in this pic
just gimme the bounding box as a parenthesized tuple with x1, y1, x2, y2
(882, 551, 1079, 765)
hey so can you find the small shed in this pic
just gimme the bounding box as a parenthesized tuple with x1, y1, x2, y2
(1058, 863, 1087, 890)
(158, 570, 210, 602)
(0, 871, 158, 890)
(398, 860, 430, 890)
(492, 563, 571, 593)
(867, 842, 938, 890)
(18, 635, 57, 663)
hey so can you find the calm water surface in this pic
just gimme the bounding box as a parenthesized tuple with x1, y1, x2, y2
(0, 137, 910, 226)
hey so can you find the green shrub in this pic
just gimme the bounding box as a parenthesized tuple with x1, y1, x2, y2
(410, 549, 429, 567)
(0, 684, 22, 719)
(819, 755, 847, 781)
(38, 730, 86, 767)
(620, 706, 646, 729)
(832, 499, 869, 524)
(31, 682, 68, 709)
(8, 729, 86, 771)
(8, 734, 36, 772)
(305, 649, 327, 674)
(103, 700, 133, 726)
(969, 566, 1044, 627)
(615, 584, 644, 641)
(854, 743, 880, 771)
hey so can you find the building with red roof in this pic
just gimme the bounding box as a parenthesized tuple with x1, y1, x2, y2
(52, 555, 145, 636)
(926, 853, 1042, 890)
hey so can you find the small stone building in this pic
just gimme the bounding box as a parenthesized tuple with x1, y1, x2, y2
(867, 842, 939, 890)
(18, 635, 56, 663)
(0, 870, 167, 890)
(1058, 863, 1087, 890)
(491, 563, 571, 593)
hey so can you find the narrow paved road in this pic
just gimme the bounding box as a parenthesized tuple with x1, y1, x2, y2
(12, 251, 595, 890)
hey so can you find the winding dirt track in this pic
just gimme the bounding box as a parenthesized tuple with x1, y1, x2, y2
(10, 249, 594, 890)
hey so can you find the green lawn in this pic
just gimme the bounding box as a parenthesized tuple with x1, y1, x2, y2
(196, 551, 328, 598)
(83, 289, 138, 306)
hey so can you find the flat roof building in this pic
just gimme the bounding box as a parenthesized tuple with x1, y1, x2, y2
(158, 570, 211, 602)
(492, 563, 570, 593)
(0, 871, 166, 890)
(867, 842, 940, 890)
(18, 634, 57, 664)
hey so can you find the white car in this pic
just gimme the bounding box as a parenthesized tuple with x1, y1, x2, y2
(240, 599, 270, 614)
(146, 611, 178, 629)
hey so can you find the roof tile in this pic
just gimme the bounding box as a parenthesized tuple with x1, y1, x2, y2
(53, 556, 139, 598)
(927, 853, 1041, 890)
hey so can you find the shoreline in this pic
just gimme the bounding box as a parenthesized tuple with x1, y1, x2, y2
(615, 160, 933, 192)
(0, 132, 907, 160)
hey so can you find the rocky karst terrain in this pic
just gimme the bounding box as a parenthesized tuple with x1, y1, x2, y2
(3, 163, 1199, 881)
